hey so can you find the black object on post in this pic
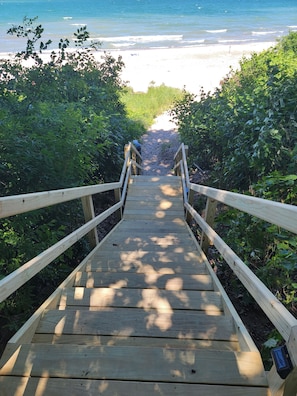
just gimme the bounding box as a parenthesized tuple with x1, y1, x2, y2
(271, 345, 293, 379)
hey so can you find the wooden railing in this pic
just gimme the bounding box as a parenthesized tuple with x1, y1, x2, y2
(0, 141, 142, 304)
(174, 143, 297, 396)
(1, 140, 296, 394)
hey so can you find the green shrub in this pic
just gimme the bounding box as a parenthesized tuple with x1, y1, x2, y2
(172, 32, 297, 312)
(172, 32, 297, 191)
(0, 17, 144, 335)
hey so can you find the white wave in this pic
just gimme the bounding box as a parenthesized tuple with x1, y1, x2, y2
(252, 31, 278, 36)
(206, 29, 227, 34)
(288, 25, 297, 28)
(97, 35, 183, 43)
(71, 23, 87, 27)
(63, 16, 72, 20)
(219, 38, 256, 43)
(181, 39, 205, 44)
(112, 42, 136, 48)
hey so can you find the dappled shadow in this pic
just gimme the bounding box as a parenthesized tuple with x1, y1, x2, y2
(0, 176, 269, 394)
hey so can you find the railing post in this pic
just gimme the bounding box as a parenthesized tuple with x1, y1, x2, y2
(131, 150, 137, 175)
(184, 145, 188, 160)
(186, 188, 195, 223)
(200, 197, 217, 252)
(81, 195, 99, 249)
(114, 187, 122, 221)
(124, 144, 130, 160)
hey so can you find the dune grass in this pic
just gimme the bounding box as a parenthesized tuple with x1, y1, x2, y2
(121, 83, 185, 129)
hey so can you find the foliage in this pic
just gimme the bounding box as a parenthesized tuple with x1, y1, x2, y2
(172, 33, 297, 314)
(122, 83, 184, 129)
(0, 17, 142, 336)
(172, 32, 297, 191)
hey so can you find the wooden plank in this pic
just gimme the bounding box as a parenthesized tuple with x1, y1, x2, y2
(123, 211, 185, 220)
(81, 195, 99, 248)
(0, 377, 270, 395)
(59, 287, 223, 312)
(119, 218, 188, 232)
(130, 175, 181, 183)
(102, 231, 195, 242)
(124, 201, 183, 211)
(74, 272, 213, 290)
(83, 251, 208, 275)
(129, 178, 181, 184)
(0, 344, 267, 387)
(99, 233, 197, 250)
(128, 184, 182, 195)
(0, 182, 121, 219)
(96, 242, 196, 252)
(126, 190, 183, 200)
(83, 261, 207, 275)
(35, 309, 235, 340)
(32, 334, 239, 350)
(126, 195, 183, 202)
(89, 247, 207, 264)
(189, 182, 297, 234)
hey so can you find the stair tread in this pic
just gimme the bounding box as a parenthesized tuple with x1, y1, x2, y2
(59, 287, 223, 312)
(36, 308, 235, 340)
(0, 377, 269, 396)
(32, 334, 239, 350)
(0, 344, 267, 387)
(74, 271, 213, 290)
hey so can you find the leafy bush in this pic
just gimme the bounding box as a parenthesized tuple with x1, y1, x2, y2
(172, 33, 297, 312)
(0, 17, 143, 337)
(172, 32, 297, 191)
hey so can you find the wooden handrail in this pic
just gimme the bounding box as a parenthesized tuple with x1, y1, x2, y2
(0, 142, 142, 303)
(0, 182, 121, 219)
(174, 143, 297, 396)
(189, 183, 297, 234)
(0, 201, 121, 303)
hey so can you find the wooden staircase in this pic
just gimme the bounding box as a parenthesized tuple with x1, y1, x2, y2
(0, 175, 269, 395)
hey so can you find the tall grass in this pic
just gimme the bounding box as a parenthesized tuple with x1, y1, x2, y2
(121, 84, 185, 129)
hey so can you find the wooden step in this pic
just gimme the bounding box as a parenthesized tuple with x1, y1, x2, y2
(118, 218, 188, 233)
(124, 200, 184, 212)
(35, 308, 234, 340)
(58, 287, 223, 312)
(74, 271, 213, 290)
(32, 333, 239, 351)
(0, 344, 267, 387)
(98, 232, 197, 251)
(0, 377, 270, 396)
(128, 177, 181, 186)
(83, 250, 208, 275)
(123, 210, 184, 220)
(128, 185, 182, 197)
(130, 175, 181, 183)
(84, 249, 208, 275)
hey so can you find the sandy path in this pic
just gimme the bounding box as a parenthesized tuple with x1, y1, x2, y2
(141, 112, 179, 176)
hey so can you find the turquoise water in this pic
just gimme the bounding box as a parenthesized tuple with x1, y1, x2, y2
(0, 0, 297, 52)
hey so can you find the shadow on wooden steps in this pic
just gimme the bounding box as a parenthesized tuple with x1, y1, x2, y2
(0, 176, 269, 395)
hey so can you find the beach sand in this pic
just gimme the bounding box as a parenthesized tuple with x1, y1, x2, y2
(0, 41, 275, 96)
(95, 42, 275, 96)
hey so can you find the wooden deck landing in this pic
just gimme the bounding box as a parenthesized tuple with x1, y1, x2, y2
(0, 176, 269, 395)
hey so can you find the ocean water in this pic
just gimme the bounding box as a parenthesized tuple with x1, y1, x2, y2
(0, 0, 297, 53)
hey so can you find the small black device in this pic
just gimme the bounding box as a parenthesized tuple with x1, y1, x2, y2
(271, 345, 293, 379)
